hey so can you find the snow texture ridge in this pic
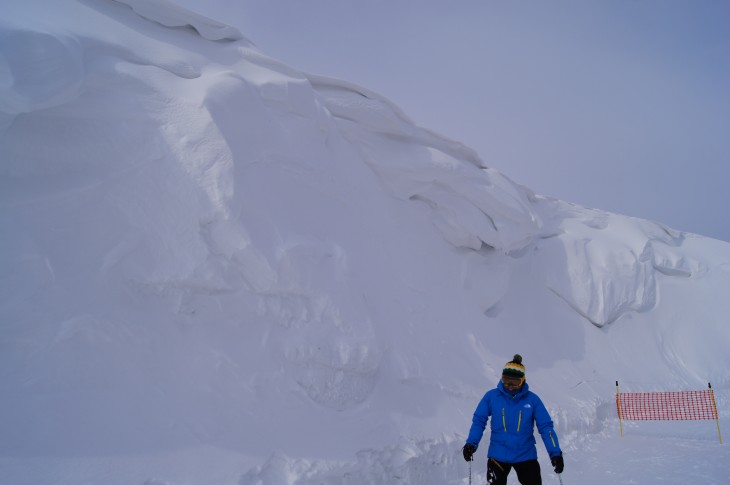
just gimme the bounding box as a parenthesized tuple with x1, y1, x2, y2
(537, 203, 703, 327)
(112, 0, 248, 42)
(0, 25, 84, 118)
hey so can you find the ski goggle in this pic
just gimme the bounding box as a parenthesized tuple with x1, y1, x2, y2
(501, 375, 524, 389)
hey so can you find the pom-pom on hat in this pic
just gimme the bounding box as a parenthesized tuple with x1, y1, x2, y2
(502, 354, 526, 380)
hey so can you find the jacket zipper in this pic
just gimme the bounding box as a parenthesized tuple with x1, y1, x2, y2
(503, 407, 524, 432)
(549, 431, 556, 447)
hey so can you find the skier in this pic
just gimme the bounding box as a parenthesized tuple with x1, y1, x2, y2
(462, 354, 564, 485)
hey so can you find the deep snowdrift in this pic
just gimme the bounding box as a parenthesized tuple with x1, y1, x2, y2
(1, 1, 728, 484)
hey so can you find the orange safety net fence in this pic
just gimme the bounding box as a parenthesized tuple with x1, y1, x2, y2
(616, 389, 719, 421)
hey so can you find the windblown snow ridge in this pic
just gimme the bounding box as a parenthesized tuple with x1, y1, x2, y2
(538, 202, 705, 327)
(0, 26, 84, 118)
(309, 75, 544, 253)
(111, 0, 248, 42)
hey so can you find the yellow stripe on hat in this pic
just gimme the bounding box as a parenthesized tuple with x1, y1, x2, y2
(502, 361, 525, 378)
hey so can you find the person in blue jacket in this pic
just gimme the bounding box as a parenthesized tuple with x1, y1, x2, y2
(462, 354, 564, 485)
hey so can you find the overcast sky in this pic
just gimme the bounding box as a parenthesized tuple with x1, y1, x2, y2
(177, 0, 730, 242)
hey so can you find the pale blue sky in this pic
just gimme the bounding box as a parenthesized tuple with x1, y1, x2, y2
(178, 0, 730, 242)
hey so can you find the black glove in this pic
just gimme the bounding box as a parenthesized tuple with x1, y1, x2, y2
(462, 443, 477, 462)
(551, 454, 564, 474)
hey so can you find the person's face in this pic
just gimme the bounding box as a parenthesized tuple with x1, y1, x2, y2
(501, 375, 523, 391)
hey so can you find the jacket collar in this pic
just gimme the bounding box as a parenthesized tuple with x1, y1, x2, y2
(497, 380, 530, 398)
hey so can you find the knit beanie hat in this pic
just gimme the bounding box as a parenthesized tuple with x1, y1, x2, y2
(502, 354, 526, 382)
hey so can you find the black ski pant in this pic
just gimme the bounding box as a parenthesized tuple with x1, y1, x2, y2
(487, 457, 541, 485)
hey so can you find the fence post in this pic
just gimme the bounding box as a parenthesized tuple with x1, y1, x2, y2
(616, 381, 624, 437)
(709, 383, 723, 444)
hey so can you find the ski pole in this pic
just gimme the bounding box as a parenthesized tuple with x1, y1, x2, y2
(557, 473, 564, 485)
(468, 459, 472, 485)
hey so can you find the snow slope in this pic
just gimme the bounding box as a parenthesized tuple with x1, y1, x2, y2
(1, 1, 728, 484)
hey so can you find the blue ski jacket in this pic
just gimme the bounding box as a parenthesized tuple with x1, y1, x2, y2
(466, 381, 561, 463)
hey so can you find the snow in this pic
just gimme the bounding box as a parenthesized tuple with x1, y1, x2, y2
(1, 1, 729, 484)
(111, 0, 247, 42)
